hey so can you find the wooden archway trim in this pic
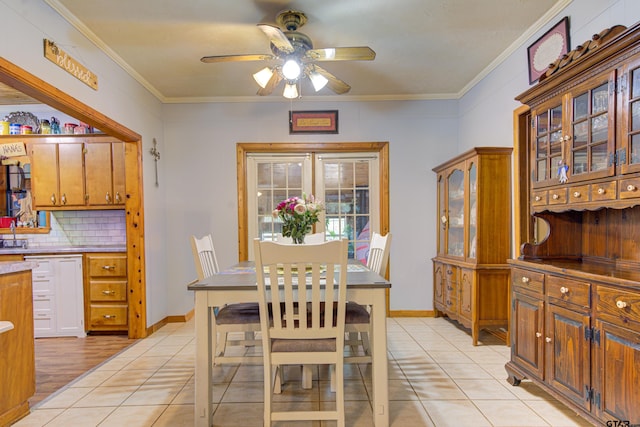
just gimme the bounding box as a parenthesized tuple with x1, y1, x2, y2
(0, 57, 147, 339)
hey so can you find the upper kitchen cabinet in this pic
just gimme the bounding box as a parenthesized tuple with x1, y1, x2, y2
(29, 136, 126, 210)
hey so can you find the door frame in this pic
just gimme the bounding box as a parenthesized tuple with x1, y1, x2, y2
(0, 58, 147, 339)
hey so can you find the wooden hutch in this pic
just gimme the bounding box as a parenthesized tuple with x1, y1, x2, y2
(506, 23, 640, 425)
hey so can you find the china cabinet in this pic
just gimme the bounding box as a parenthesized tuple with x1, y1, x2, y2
(506, 22, 640, 426)
(84, 252, 128, 332)
(432, 147, 512, 345)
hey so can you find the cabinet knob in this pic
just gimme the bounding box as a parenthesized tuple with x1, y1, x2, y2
(627, 184, 637, 192)
(103, 314, 116, 319)
(61, 193, 67, 205)
(102, 265, 115, 270)
(560, 286, 569, 294)
(50, 193, 57, 204)
(535, 332, 542, 338)
(106, 192, 112, 203)
(552, 193, 560, 200)
(102, 290, 115, 295)
(115, 192, 122, 203)
(534, 195, 541, 202)
(440, 215, 447, 224)
(564, 135, 571, 141)
(521, 276, 530, 283)
(545, 337, 552, 343)
(597, 188, 605, 195)
(573, 191, 581, 198)
(616, 300, 628, 309)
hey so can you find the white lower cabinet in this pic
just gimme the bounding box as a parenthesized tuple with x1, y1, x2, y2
(26, 255, 85, 338)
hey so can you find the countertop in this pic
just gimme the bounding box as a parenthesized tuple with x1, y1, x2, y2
(0, 259, 38, 274)
(0, 245, 126, 256)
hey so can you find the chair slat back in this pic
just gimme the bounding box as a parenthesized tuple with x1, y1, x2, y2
(254, 239, 348, 342)
(366, 232, 392, 276)
(190, 234, 220, 280)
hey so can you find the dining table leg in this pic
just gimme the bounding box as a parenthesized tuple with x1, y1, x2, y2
(194, 292, 213, 427)
(370, 290, 389, 426)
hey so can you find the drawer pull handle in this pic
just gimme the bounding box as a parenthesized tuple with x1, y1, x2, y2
(50, 193, 57, 204)
(102, 290, 115, 295)
(521, 276, 530, 283)
(102, 265, 115, 270)
(560, 286, 569, 294)
(440, 215, 447, 224)
(535, 332, 542, 338)
(534, 195, 541, 202)
(616, 300, 628, 309)
(61, 193, 67, 205)
(115, 192, 122, 203)
(597, 188, 605, 195)
(552, 194, 560, 200)
(545, 337, 552, 343)
(573, 191, 581, 198)
(103, 315, 116, 319)
(627, 184, 637, 192)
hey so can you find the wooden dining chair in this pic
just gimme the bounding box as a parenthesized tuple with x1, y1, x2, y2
(254, 238, 348, 427)
(190, 234, 262, 364)
(345, 231, 392, 363)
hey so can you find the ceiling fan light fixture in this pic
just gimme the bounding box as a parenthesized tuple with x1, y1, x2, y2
(309, 71, 328, 91)
(253, 67, 274, 88)
(283, 82, 298, 99)
(282, 59, 301, 80)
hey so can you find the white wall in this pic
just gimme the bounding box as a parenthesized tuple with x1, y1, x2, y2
(163, 99, 459, 313)
(3, 0, 639, 322)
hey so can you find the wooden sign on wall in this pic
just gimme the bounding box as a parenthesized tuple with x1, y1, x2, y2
(43, 39, 98, 90)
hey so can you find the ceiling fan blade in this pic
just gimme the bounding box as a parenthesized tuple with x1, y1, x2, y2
(201, 54, 275, 63)
(305, 47, 376, 61)
(257, 24, 294, 53)
(312, 66, 351, 94)
(257, 72, 283, 96)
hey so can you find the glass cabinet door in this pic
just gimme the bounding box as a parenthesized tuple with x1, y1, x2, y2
(467, 162, 477, 260)
(437, 174, 446, 255)
(621, 59, 640, 174)
(567, 74, 615, 181)
(447, 168, 464, 257)
(533, 102, 564, 186)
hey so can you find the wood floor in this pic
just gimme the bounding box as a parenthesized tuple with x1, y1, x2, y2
(30, 334, 136, 406)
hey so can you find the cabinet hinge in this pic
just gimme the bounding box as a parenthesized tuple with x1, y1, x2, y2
(585, 327, 592, 342)
(617, 148, 627, 166)
(585, 385, 593, 402)
(594, 328, 601, 346)
(617, 74, 628, 94)
(608, 152, 616, 168)
(594, 391, 601, 409)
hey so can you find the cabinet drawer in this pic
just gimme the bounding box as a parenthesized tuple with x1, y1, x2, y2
(512, 268, 544, 294)
(596, 286, 640, 328)
(568, 184, 590, 203)
(548, 188, 567, 205)
(33, 296, 54, 311)
(444, 264, 457, 281)
(590, 180, 616, 201)
(32, 279, 54, 295)
(88, 256, 127, 277)
(90, 281, 127, 301)
(619, 178, 640, 199)
(546, 276, 590, 309)
(90, 305, 128, 326)
(531, 190, 548, 206)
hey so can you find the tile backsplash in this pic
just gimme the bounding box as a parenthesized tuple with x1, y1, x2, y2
(15, 210, 126, 247)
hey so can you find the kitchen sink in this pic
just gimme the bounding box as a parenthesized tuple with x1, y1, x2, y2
(0, 239, 28, 249)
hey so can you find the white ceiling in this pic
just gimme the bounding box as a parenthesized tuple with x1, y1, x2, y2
(47, 0, 566, 102)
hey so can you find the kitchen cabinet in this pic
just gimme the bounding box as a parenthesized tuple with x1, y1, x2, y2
(84, 252, 128, 332)
(508, 22, 640, 426)
(26, 254, 85, 338)
(0, 265, 36, 426)
(432, 147, 512, 345)
(29, 136, 126, 210)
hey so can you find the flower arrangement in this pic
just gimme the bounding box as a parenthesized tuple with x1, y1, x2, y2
(272, 194, 324, 244)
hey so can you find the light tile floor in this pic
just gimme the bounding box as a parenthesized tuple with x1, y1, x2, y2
(13, 317, 592, 427)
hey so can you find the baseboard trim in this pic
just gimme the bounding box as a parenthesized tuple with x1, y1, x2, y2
(146, 309, 195, 335)
(389, 310, 434, 317)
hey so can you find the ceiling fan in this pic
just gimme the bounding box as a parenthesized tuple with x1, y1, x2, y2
(200, 9, 376, 98)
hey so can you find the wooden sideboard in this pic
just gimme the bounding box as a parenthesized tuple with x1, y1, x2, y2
(506, 22, 640, 426)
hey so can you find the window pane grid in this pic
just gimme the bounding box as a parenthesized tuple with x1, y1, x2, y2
(256, 161, 303, 241)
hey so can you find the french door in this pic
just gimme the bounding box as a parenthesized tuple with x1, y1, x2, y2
(241, 144, 385, 262)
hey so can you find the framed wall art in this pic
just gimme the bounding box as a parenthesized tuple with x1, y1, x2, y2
(289, 110, 338, 134)
(527, 17, 570, 84)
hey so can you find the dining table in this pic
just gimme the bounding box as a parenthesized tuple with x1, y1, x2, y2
(188, 260, 391, 427)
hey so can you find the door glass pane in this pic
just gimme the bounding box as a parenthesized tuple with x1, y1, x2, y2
(573, 92, 588, 119)
(592, 84, 608, 114)
(573, 121, 588, 147)
(467, 163, 477, 259)
(537, 160, 547, 182)
(573, 150, 587, 175)
(632, 101, 640, 131)
(631, 134, 640, 164)
(551, 155, 561, 178)
(551, 106, 563, 130)
(438, 175, 446, 255)
(591, 143, 608, 171)
(591, 113, 608, 142)
(537, 136, 548, 158)
(447, 169, 464, 257)
(633, 67, 640, 99)
(537, 111, 548, 135)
